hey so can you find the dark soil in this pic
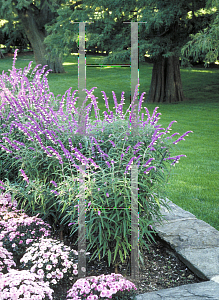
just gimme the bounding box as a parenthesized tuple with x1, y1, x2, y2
(42, 226, 206, 300)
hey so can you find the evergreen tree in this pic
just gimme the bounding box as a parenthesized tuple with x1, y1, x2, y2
(44, 0, 141, 63)
(0, 0, 65, 73)
(0, 17, 30, 53)
(46, 0, 214, 103)
(181, 0, 219, 67)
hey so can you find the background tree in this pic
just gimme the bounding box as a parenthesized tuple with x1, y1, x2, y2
(140, 0, 213, 103)
(181, 0, 219, 67)
(44, 0, 141, 62)
(0, 17, 31, 53)
(45, 0, 215, 103)
(0, 0, 65, 73)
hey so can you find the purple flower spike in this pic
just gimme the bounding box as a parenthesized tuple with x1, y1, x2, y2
(19, 169, 29, 184)
(151, 106, 159, 121)
(166, 120, 177, 131)
(50, 181, 57, 187)
(109, 140, 116, 147)
(143, 157, 155, 167)
(173, 137, 185, 144)
(51, 190, 59, 196)
(106, 161, 111, 168)
(125, 146, 131, 154)
(166, 133, 180, 140)
(144, 166, 156, 174)
(133, 141, 144, 150)
(0, 144, 13, 154)
(173, 131, 193, 144)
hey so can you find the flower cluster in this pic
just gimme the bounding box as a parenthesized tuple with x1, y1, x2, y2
(66, 273, 137, 300)
(0, 269, 54, 300)
(0, 206, 23, 222)
(0, 206, 52, 258)
(0, 187, 137, 300)
(0, 192, 18, 209)
(0, 244, 16, 274)
(20, 238, 90, 287)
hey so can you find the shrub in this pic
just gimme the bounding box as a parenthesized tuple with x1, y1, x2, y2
(0, 49, 193, 270)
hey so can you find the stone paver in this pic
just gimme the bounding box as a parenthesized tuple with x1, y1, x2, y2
(151, 199, 197, 223)
(178, 246, 219, 280)
(138, 198, 219, 299)
(153, 219, 219, 251)
(135, 281, 219, 300)
(148, 199, 219, 280)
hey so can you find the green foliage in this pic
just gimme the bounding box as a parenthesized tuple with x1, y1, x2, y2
(1, 51, 218, 233)
(181, 0, 219, 67)
(44, 0, 212, 66)
(0, 0, 68, 67)
(0, 0, 61, 19)
(0, 0, 14, 18)
(44, 0, 147, 63)
(0, 0, 216, 68)
(0, 54, 195, 271)
(60, 117, 175, 268)
(1, 19, 30, 53)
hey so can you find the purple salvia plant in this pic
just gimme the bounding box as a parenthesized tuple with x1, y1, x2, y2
(0, 50, 193, 224)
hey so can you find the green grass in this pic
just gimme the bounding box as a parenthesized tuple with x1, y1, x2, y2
(1, 52, 219, 231)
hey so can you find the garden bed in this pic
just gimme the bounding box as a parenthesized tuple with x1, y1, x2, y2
(32, 224, 206, 300)
(0, 195, 205, 299)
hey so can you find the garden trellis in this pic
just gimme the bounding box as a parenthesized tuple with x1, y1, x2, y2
(71, 14, 147, 280)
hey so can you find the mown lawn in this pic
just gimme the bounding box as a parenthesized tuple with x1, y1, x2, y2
(1, 51, 219, 231)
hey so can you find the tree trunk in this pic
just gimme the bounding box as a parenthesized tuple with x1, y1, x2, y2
(146, 55, 185, 103)
(18, 9, 65, 73)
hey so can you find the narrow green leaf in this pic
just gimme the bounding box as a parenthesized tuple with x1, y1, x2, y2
(99, 222, 102, 245)
(123, 218, 126, 237)
(107, 249, 111, 267)
(120, 241, 129, 261)
(113, 226, 120, 239)
(113, 239, 119, 263)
